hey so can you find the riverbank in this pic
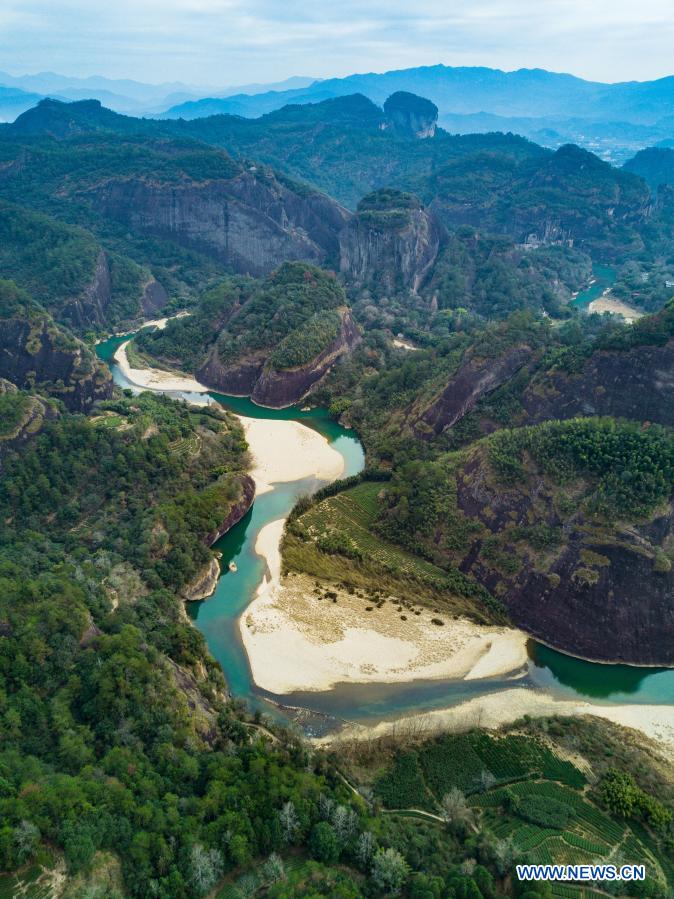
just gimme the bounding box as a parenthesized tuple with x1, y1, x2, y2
(238, 418, 344, 495)
(588, 293, 643, 322)
(113, 340, 209, 393)
(113, 341, 344, 494)
(240, 519, 530, 694)
(321, 687, 674, 758)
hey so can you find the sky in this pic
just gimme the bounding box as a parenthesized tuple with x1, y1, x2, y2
(2, 0, 674, 88)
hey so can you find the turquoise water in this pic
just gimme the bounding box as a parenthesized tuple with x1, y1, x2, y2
(96, 334, 673, 731)
(571, 265, 617, 311)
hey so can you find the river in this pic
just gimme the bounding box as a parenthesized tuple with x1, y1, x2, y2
(96, 333, 673, 739)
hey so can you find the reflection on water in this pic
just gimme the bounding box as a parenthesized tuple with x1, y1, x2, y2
(529, 643, 674, 704)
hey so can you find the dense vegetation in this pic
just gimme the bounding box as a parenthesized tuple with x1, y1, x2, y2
(0, 93, 673, 898)
(487, 417, 674, 519)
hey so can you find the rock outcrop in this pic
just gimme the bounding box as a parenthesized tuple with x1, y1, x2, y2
(521, 339, 674, 428)
(383, 92, 439, 138)
(0, 314, 113, 411)
(61, 250, 112, 330)
(199, 311, 360, 408)
(452, 450, 674, 666)
(182, 557, 221, 602)
(203, 474, 255, 546)
(0, 379, 57, 457)
(340, 190, 442, 293)
(89, 170, 350, 277)
(252, 309, 360, 407)
(414, 344, 534, 437)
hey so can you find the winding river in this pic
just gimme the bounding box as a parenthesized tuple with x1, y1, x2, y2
(97, 333, 673, 739)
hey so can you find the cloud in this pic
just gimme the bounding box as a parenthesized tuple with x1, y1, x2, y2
(1, 0, 674, 86)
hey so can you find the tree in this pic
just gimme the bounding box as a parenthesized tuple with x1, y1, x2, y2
(371, 848, 409, 895)
(260, 853, 285, 884)
(309, 822, 340, 865)
(356, 831, 377, 870)
(599, 769, 640, 818)
(278, 800, 299, 844)
(13, 821, 40, 864)
(493, 837, 517, 877)
(441, 788, 473, 831)
(332, 804, 358, 845)
(190, 844, 224, 897)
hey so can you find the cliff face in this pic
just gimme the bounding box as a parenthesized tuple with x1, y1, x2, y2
(0, 316, 113, 411)
(414, 345, 534, 437)
(198, 311, 360, 408)
(340, 193, 442, 293)
(452, 452, 674, 665)
(251, 310, 360, 407)
(522, 340, 674, 428)
(88, 171, 350, 277)
(0, 380, 57, 457)
(204, 474, 256, 545)
(383, 92, 439, 139)
(61, 250, 112, 330)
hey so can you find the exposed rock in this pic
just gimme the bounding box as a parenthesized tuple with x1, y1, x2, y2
(339, 190, 442, 293)
(0, 379, 57, 457)
(414, 344, 534, 437)
(0, 315, 113, 411)
(522, 339, 674, 428)
(61, 250, 112, 330)
(204, 474, 256, 546)
(141, 278, 169, 317)
(182, 556, 220, 601)
(88, 170, 351, 277)
(383, 92, 438, 138)
(251, 309, 360, 408)
(198, 350, 267, 397)
(452, 451, 674, 666)
(167, 658, 222, 744)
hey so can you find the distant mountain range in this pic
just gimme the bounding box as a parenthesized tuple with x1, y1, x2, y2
(4, 65, 674, 163)
(161, 65, 674, 164)
(0, 71, 316, 121)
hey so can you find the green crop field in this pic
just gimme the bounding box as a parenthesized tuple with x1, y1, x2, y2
(369, 730, 669, 887)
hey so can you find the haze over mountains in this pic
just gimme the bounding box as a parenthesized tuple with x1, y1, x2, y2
(6, 64, 674, 163)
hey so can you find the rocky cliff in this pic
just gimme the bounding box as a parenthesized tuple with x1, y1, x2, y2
(251, 309, 360, 407)
(451, 448, 674, 666)
(339, 190, 442, 293)
(383, 91, 438, 138)
(0, 379, 58, 457)
(60, 250, 113, 330)
(413, 344, 534, 437)
(0, 315, 113, 411)
(199, 310, 360, 408)
(521, 339, 674, 428)
(89, 170, 350, 277)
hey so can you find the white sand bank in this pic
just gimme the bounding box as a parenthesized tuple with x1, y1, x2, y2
(238, 417, 344, 495)
(323, 687, 674, 758)
(588, 294, 643, 322)
(240, 520, 529, 694)
(114, 341, 209, 393)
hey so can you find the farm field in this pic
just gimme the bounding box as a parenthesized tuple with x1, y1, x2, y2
(353, 731, 670, 889)
(284, 480, 501, 620)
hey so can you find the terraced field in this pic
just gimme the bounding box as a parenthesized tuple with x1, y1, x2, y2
(366, 731, 669, 890)
(298, 482, 451, 584)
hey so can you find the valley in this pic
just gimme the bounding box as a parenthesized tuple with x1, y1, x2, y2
(0, 75, 673, 898)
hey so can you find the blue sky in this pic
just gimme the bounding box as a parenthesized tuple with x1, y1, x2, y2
(2, 0, 674, 86)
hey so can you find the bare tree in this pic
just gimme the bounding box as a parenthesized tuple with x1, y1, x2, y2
(279, 800, 299, 844)
(440, 787, 473, 830)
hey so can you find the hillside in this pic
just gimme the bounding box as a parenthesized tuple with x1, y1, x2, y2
(0, 279, 112, 411)
(289, 418, 674, 665)
(136, 262, 360, 407)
